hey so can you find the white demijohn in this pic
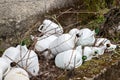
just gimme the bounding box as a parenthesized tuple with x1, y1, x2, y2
(34, 35, 58, 51)
(2, 47, 20, 64)
(38, 19, 63, 36)
(69, 28, 80, 36)
(95, 38, 117, 51)
(95, 38, 111, 46)
(34, 35, 57, 59)
(55, 46, 82, 70)
(0, 58, 10, 80)
(49, 34, 77, 56)
(4, 68, 29, 80)
(93, 46, 106, 56)
(83, 46, 107, 61)
(16, 45, 39, 76)
(107, 44, 117, 51)
(83, 47, 96, 61)
(77, 28, 95, 46)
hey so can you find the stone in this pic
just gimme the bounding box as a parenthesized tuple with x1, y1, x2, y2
(0, 0, 74, 49)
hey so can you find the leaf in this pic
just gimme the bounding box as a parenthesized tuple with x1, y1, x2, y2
(21, 40, 26, 46)
(95, 27, 99, 34)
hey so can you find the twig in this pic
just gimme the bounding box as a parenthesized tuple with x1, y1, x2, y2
(22, 20, 41, 40)
(64, 21, 81, 29)
(60, 11, 99, 14)
(56, 8, 73, 18)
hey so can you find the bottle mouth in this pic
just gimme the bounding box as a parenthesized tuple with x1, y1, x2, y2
(94, 50, 99, 54)
(10, 62, 17, 67)
(76, 33, 80, 37)
(106, 44, 111, 47)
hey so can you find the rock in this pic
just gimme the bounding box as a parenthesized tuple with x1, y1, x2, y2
(0, 0, 75, 49)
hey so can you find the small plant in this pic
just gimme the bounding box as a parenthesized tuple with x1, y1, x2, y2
(20, 38, 32, 47)
(95, 27, 100, 35)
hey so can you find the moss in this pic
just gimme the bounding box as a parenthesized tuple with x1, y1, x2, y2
(84, 0, 106, 11)
(57, 77, 66, 80)
(90, 67, 101, 74)
(77, 8, 109, 27)
(85, 14, 105, 28)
